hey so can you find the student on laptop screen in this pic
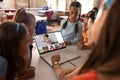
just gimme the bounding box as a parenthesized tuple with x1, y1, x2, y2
(60, 1, 82, 45)
(44, 33, 51, 43)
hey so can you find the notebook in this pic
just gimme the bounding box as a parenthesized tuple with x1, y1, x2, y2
(34, 31, 81, 66)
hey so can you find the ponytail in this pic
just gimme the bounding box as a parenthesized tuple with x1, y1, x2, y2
(14, 8, 35, 27)
(75, 14, 81, 33)
(63, 15, 69, 29)
(14, 8, 28, 24)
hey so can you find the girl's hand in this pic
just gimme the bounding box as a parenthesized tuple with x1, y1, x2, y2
(65, 41, 72, 45)
(51, 54, 60, 65)
(76, 42, 84, 50)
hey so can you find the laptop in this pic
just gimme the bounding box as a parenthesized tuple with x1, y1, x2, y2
(34, 31, 81, 66)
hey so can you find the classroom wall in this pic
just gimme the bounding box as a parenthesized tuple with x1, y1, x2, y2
(2, 0, 15, 9)
(31, 0, 47, 8)
(2, 0, 102, 9)
(2, 0, 45, 9)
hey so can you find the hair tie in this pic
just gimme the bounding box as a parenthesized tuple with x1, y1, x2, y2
(20, 7, 26, 13)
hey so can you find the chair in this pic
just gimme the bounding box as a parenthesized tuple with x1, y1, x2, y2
(45, 11, 54, 27)
(35, 21, 47, 35)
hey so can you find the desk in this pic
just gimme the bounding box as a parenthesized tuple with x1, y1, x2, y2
(30, 42, 58, 80)
(38, 9, 53, 17)
(59, 16, 68, 19)
(30, 42, 91, 80)
(38, 9, 53, 13)
(26, 8, 42, 10)
(35, 16, 47, 22)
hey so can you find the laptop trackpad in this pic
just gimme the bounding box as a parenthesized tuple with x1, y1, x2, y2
(65, 53, 80, 60)
(59, 53, 80, 64)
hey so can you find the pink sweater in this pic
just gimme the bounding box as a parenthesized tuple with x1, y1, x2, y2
(71, 71, 98, 80)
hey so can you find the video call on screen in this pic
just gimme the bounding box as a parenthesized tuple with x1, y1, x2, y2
(34, 32, 66, 54)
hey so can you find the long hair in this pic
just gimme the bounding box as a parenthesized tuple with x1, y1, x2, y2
(0, 22, 27, 80)
(14, 8, 35, 28)
(78, 0, 120, 74)
(88, 7, 98, 23)
(63, 1, 81, 33)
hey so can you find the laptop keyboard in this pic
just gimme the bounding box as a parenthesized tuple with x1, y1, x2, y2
(41, 50, 80, 65)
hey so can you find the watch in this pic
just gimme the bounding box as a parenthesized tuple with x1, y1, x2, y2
(54, 61, 59, 65)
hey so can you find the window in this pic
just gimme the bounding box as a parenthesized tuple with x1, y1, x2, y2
(77, 0, 94, 14)
(46, 0, 57, 9)
(46, 0, 94, 13)
(58, 0, 66, 11)
(46, 0, 66, 11)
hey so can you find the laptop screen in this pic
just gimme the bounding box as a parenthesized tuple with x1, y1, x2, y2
(34, 31, 66, 54)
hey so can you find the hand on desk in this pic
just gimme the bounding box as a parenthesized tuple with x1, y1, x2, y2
(51, 54, 76, 80)
(76, 41, 84, 50)
(76, 41, 92, 50)
(51, 54, 60, 65)
(65, 41, 72, 45)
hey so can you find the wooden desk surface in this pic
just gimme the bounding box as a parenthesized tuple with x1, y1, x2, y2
(30, 43, 58, 80)
(30, 43, 91, 80)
